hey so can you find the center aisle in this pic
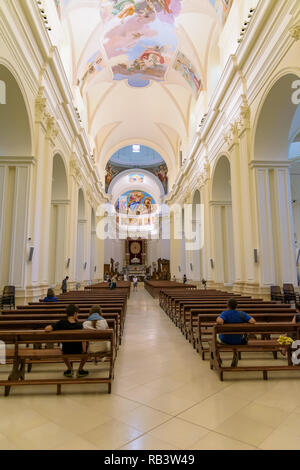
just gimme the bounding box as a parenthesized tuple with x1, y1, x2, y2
(2, 288, 300, 450)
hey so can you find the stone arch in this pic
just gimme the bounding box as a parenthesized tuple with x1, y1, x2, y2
(0, 63, 32, 156)
(253, 71, 300, 162)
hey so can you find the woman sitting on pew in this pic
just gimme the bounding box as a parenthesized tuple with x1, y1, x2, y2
(43, 288, 58, 303)
(83, 305, 110, 358)
(216, 298, 256, 367)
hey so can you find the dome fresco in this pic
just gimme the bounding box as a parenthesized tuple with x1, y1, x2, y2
(105, 145, 168, 193)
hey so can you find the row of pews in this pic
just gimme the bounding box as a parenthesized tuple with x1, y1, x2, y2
(85, 281, 131, 297)
(0, 288, 129, 396)
(159, 288, 300, 381)
(144, 280, 197, 298)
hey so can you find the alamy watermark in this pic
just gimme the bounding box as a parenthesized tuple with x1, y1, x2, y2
(292, 340, 300, 365)
(96, 203, 205, 252)
(0, 340, 5, 365)
(292, 80, 300, 105)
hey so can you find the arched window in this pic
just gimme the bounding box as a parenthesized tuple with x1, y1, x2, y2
(0, 80, 6, 104)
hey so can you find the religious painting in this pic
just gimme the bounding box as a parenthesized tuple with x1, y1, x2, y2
(105, 163, 119, 191)
(154, 163, 168, 193)
(115, 190, 155, 214)
(173, 51, 201, 97)
(100, 0, 182, 87)
(209, 0, 234, 24)
(115, 190, 156, 227)
(129, 173, 144, 183)
(77, 51, 104, 89)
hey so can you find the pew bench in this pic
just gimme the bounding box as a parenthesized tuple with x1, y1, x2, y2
(195, 313, 296, 359)
(209, 323, 300, 381)
(0, 329, 115, 396)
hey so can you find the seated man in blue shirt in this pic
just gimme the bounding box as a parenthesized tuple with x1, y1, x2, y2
(216, 298, 256, 367)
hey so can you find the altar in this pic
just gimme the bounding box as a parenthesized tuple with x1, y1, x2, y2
(125, 264, 147, 280)
(124, 238, 148, 280)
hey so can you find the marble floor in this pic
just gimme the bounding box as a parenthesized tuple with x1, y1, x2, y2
(0, 288, 300, 450)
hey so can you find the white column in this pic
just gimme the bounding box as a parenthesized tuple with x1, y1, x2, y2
(211, 203, 224, 284)
(252, 162, 297, 287)
(90, 228, 96, 280)
(76, 219, 87, 282)
(54, 202, 68, 284)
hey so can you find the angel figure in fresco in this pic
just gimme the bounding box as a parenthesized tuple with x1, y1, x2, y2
(144, 0, 171, 14)
(105, 163, 118, 189)
(112, 0, 136, 19)
(156, 164, 168, 184)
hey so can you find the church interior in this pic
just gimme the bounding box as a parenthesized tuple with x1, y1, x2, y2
(0, 0, 300, 451)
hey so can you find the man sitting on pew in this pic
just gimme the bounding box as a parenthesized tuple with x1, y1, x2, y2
(216, 298, 256, 367)
(44, 304, 89, 378)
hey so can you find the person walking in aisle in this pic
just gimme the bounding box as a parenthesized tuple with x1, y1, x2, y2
(61, 276, 69, 294)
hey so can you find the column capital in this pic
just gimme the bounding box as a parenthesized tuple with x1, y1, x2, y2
(224, 121, 239, 149)
(35, 87, 47, 124)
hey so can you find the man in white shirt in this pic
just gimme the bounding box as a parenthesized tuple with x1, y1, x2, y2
(133, 276, 138, 292)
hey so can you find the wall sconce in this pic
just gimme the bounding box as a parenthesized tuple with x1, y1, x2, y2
(84, 262, 87, 270)
(178, 266, 181, 272)
(94, 266, 97, 272)
(66, 258, 71, 268)
(190, 263, 193, 271)
(254, 249, 259, 264)
(210, 259, 214, 269)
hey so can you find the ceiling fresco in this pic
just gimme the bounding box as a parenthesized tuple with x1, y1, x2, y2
(209, 0, 234, 24)
(55, 0, 234, 89)
(100, 0, 182, 87)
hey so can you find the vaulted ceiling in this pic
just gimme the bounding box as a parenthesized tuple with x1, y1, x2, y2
(53, 0, 233, 184)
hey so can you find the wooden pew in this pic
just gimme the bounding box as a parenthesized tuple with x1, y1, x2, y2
(0, 329, 115, 396)
(209, 323, 300, 381)
(0, 316, 119, 352)
(84, 282, 131, 297)
(181, 304, 294, 337)
(196, 313, 296, 359)
(1, 310, 122, 347)
(7, 305, 125, 339)
(144, 280, 197, 298)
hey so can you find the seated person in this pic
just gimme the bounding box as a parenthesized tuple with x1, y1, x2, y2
(216, 298, 256, 367)
(43, 288, 58, 302)
(83, 305, 110, 357)
(110, 276, 117, 289)
(45, 304, 88, 378)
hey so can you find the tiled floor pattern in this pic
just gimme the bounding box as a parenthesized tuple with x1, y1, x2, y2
(0, 288, 300, 450)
